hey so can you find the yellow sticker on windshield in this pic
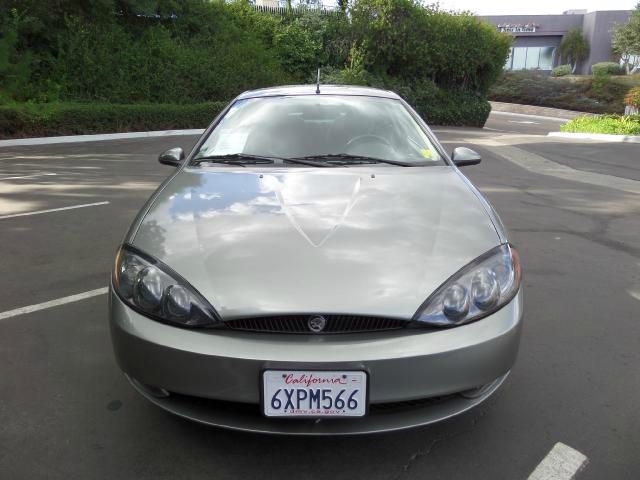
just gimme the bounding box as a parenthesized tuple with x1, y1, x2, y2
(420, 149, 433, 159)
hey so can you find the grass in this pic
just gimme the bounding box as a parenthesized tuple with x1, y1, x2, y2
(560, 114, 640, 135)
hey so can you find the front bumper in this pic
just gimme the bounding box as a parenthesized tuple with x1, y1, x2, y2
(109, 289, 523, 434)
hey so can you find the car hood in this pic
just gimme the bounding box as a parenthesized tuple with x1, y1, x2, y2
(132, 167, 501, 320)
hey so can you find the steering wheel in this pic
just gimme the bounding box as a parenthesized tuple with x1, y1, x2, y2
(345, 134, 392, 150)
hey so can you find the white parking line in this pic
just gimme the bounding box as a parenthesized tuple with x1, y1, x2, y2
(0, 287, 108, 321)
(0, 201, 109, 220)
(528, 443, 588, 480)
(0, 172, 57, 180)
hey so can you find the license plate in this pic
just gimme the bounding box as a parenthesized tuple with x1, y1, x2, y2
(262, 370, 367, 417)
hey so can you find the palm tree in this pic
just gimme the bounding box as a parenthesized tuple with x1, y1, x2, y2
(558, 28, 590, 74)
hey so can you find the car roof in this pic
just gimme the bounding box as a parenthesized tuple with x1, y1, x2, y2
(236, 84, 402, 100)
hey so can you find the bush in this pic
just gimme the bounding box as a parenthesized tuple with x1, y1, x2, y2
(489, 71, 631, 114)
(393, 79, 490, 127)
(318, 67, 490, 126)
(560, 114, 640, 135)
(551, 65, 572, 77)
(590, 70, 628, 103)
(591, 62, 624, 75)
(51, 13, 290, 104)
(1, 0, 510, 130)
(624, 86, 640, 107)
(0, 102, 228, 139)
(350, 0, 511, 95)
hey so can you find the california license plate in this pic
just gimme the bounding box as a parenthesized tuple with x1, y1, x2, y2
(262, 370, 367, 417)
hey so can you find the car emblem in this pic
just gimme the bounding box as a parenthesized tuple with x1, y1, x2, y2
(307, 315, 327, 333)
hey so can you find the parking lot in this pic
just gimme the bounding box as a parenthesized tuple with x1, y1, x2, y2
(1, 112, 639, 479)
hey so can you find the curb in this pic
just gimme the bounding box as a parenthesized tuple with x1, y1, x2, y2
(0, 129, 205, 148)
(489, 101, 588, 120)
(547, 132, 640, 143)
(490, 111, 570, 123)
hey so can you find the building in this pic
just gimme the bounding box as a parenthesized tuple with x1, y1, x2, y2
(481, 10, 633, 74)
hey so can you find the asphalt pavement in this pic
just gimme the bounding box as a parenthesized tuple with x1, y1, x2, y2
(1, 113, 639, 479)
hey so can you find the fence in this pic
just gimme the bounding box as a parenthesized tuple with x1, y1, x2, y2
(249, 3, 344, 16)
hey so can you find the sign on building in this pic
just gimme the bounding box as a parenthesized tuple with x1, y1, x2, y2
(497, 24, 538, 33)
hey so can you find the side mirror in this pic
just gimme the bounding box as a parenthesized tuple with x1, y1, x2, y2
(159, 147, 185, 167)
(451, 147, 482, 167)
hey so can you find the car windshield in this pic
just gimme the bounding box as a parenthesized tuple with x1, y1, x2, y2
(192, 95, 444, 166)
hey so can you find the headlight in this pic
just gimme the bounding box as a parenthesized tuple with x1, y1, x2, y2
(413, 244, 521, 327)
(112, 244, 221, 328)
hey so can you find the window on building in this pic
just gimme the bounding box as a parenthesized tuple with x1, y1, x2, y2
(504, 49, 513, 70)
(525, 47, 541, 69)
(505, 47, 556, 71)
(539, 47, 554, 70)
(511, 48, 527, 70)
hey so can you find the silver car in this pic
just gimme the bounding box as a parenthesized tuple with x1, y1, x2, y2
(109, 85, 523, 434)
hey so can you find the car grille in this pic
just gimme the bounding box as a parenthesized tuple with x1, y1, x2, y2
(166, 391, 460, 416)
(225, 314, 409, 334)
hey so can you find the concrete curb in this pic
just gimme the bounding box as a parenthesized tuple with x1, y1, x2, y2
(490, 111, 570, 123)
(0, 129, 205, 148)
(547, 132, 640, 143)
(489, 101, 589, 120)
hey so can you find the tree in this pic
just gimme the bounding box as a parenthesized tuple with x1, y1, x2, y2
(558, 27, 590, 74)
(349, 0, 511, 94)
(612, 2, 640, 74)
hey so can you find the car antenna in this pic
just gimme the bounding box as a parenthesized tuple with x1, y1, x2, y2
(316, 68, 321, 94)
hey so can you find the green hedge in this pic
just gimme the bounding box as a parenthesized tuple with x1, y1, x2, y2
(551, 64, 572, 77)
(560, 114, 640, 135)
(1, 0, 509, 132)
(489, 71, 634, 114)
(320, 69, 491, 126)
(591, 62, 624, 75)
(417, 89, 490, 127)
(0, 102, 228, 139)
(0, 90, 488, 139)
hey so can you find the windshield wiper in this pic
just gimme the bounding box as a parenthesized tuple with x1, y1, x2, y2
(294, 153, 413, 167)
(192, 152, 410, 168)
(192, 153, 279, 166)
(193, 153, 338, 168)
(283, 157, 337, 168)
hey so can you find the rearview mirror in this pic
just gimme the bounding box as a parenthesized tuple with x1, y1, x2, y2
(159, 147, 185, 167)
(451, 147, 481, 167)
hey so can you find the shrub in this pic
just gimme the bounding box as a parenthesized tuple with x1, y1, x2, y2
(624, 86, 640, 107)
(51, 14, 291, 104)
(317, 67, 491, 126)
(489, 71, 630, 114)
(350, 0, 511, 95)
(1, 0, 509, 130)
(560, 114, 640, 135)
(590, 70, 628, 103)
(390, 78, 490, 127)
(591, 70, 611, 98)
(551, 64, 572, 77)
(0, 102, 228, 139)
(273, 17, 326, 82)
(591, 62, 624, 75)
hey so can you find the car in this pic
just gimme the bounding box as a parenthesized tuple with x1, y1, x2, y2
(109, 84, 523, 435)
